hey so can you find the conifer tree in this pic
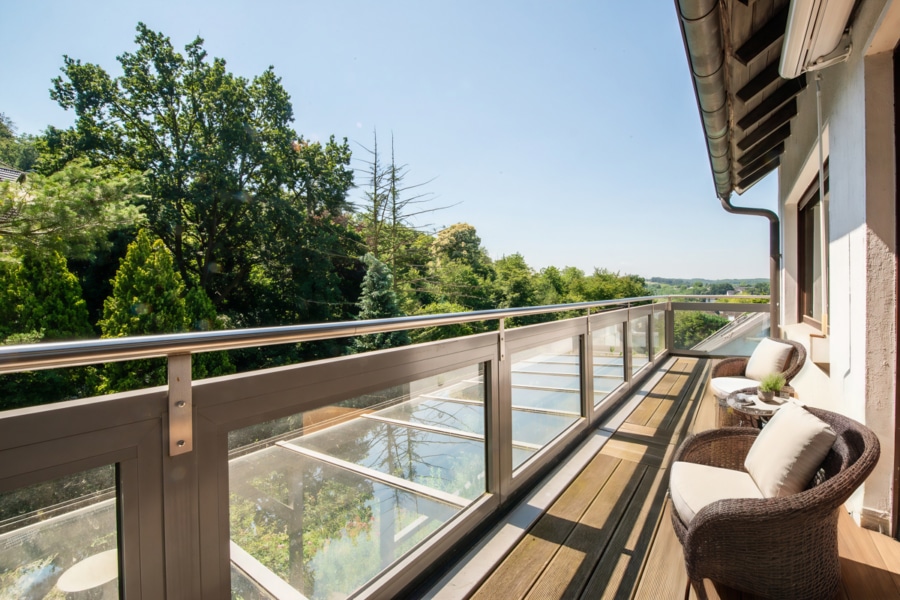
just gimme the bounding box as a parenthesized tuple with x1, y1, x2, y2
(17, 251, 94, 340)
(99, 229, 186, 392)
(99, 229, 234, 392)
(353, 253, 409, 352)
(0, 252, 96, 409)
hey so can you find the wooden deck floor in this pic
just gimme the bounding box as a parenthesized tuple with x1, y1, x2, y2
(467, 357, 900, 600)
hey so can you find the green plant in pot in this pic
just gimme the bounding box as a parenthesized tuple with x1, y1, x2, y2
(758, 373, 786, 403)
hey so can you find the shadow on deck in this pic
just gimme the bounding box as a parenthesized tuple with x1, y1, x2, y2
(429, 357, 900, 600)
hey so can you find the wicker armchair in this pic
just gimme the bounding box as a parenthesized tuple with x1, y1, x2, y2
(710, 337, 807, 401)
(712, 336, 806, 382)
(670, 407, 880, 600)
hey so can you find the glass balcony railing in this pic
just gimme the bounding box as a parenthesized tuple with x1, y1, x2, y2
(0, 295, 768, 599)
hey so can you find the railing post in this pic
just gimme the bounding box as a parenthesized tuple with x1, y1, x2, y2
(666, 299, 675, 354)
(583, 312, 595, 424)
(623, 307, 633, 382)
(495, 318, 512, 502)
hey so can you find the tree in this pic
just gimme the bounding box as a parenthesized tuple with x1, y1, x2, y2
(707, 282, 734, 295)
(47, 23, 354, 312)
(0, 159, 144, 260)
(432, 223, 491, 276)
(492, 253, 542, 325)
(0, 113, 38, 171)
(582, 269, 647, 301)
(98, 229, 234, 392)
(353, 254, 409, 352)
(0, 252, 97, 410)
(410, 302, 485, 343)
(15, 251, 94, 340)
(673, 311, 730, 349)
(99, 229, 188, 392)
(356, 131, 446, 309)
(428, 260, 494, 311)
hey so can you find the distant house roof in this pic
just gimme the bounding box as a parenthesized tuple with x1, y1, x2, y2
(0, 164, 26, 183)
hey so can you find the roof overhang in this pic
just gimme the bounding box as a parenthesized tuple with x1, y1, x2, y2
(675, 0, 826, 199)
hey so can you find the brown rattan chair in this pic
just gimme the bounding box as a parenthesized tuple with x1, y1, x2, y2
(670, 407, 880, 600)
(711, 337, 807, 384)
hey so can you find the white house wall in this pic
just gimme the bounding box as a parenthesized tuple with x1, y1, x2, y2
(777, 0, 898, 532)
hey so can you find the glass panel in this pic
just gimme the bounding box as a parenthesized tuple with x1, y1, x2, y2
(510, 338, 582, 470)
(630, 316, 649, 374)
(0, 465, 119, 598)
(653, 309, 666, 358)
(229, 363, 485, 599)
(592, 322, 625, 407)
(287, 419, 485, 501)
(672, 308, 771, 355)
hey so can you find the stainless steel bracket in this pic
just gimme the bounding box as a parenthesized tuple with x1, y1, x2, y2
(168, 353, 193, 456)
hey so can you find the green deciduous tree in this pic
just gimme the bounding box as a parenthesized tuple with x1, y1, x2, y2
(673, 311, 730, 349)
(492, 253, 542, 325)
(47, 23, 354, 313)
(0, 114, 38, 172)
(409, 301, 485, 343)
(432, 223, 491, 276)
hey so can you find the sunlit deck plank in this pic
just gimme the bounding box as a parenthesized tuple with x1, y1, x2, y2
(837, 508, 900, 599)
(470, 453, 624, 599)
(623, 359, 692, 427)
(521, 460, 647, 599)
(580, 462, 669, 599)
(631, 502, 689, 600)
(467, 358, 703, 600)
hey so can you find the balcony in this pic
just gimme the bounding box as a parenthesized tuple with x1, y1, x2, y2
(0, 296, 894, 599)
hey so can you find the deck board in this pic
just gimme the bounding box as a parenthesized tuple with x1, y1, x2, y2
(461, 357, 900, 600)
(470, 452, 622, 599)
(523, 460, 647, 599)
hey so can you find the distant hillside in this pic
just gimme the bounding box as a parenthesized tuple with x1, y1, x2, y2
(646, 277, 769, 296)
(648, 277, 768, 286)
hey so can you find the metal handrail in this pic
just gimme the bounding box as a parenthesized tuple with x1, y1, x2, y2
(0, 294, 768, 373)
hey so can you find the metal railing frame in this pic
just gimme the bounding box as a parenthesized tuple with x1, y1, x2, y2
(0, 295, 769, 599)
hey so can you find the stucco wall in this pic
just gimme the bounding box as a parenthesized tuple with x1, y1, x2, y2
(777, 0, 897, 531)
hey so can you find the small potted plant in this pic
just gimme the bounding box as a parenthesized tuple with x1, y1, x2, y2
(758, 373, 786, 403)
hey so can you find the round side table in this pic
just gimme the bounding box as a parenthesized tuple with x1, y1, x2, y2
(726, 389, 785, 428)
(56, 548, 118, 596)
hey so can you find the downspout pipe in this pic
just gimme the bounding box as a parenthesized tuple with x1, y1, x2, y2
(720, 197, 781, 336)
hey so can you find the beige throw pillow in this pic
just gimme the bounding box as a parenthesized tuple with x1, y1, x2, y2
(745, 338, 794, 382)
(744, 402, 837, 497)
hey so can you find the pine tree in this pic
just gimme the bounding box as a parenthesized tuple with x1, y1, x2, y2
(353, 253, 409, 352)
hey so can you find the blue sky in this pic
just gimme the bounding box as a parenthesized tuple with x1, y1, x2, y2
(0, 1, 776, 280)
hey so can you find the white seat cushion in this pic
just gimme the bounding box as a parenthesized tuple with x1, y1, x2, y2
(710, 376, 759, 399)
(745, 338, 794, 381)
(670, 461, 763, 524)
(744, 401, 837, 497)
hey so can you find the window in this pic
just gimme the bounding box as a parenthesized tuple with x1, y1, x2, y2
(798, 169, 828, 328)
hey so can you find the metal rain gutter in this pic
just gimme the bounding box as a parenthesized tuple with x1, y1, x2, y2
(676, 0, 731, 199)
(676, 0, 782, 334)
